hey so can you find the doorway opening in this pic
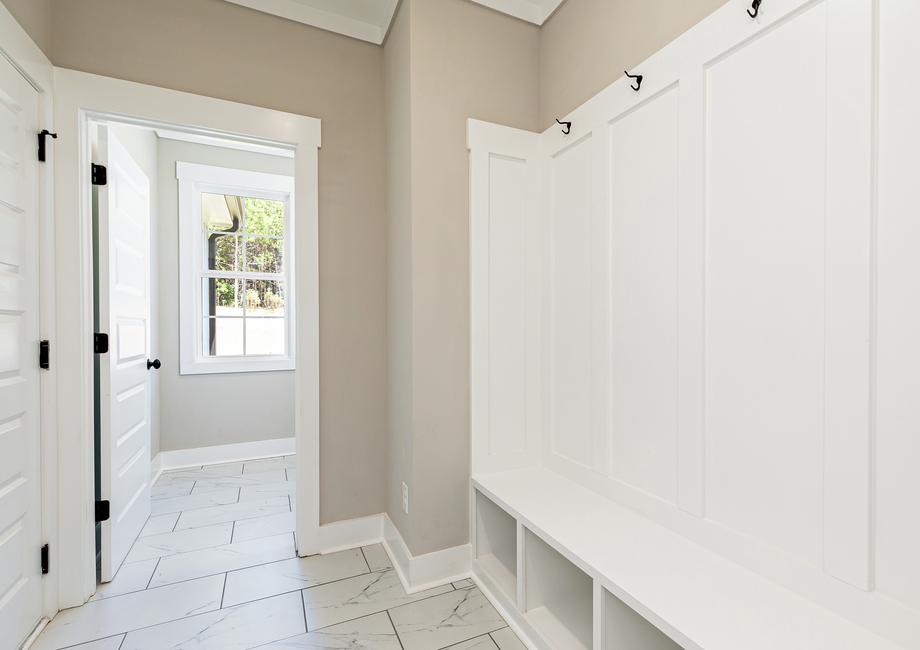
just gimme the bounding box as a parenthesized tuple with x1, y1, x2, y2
(88, 117, 297, 586)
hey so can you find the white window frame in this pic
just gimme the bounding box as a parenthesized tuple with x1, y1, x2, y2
(177, 161, 296, 374)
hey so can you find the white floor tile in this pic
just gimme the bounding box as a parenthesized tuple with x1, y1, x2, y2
(150, 487, 240, 516)
(126, 522, 234, 562)
(189, 469, 287, 492)
(301, 569, 452, 630)
(33, 575, 224, 650)
(490, 627, 527, 649)
(173, 496, 290, 530)
(452, 578, 474, 590)
(231, 510, 295, 543)
(89, 559, 158, 601)
(139, 512, 179, 537)
(242, 456, 296, 474)
(389, 588, 506, 650)
(149, 533, 296, 588)
(238, 480, 296, 502)
(261, 611, 401, 649)
(65, 634, 126, 649)
(447, 635, 499, 649)
(120, 591, 305, 650)
(222, 548, 369, 607)
(361, 544, 392, 572)
(151, 483, 194, 500)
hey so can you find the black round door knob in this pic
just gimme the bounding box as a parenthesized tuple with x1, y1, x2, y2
(147, 358, 161, 370)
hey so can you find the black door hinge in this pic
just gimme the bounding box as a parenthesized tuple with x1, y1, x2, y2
(40, 544, 49, 575)
(94, 332, 109, 354)
(91, 163, 107, 186)
(39, 340, 50, 370)
(38, 129, 58, 162)
(95, 500, 110, 523)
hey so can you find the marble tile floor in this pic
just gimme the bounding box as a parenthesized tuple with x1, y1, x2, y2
(34, 457, 525, 650)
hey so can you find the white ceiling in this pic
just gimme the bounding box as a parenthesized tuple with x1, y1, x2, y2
(223, 0, 565, 45)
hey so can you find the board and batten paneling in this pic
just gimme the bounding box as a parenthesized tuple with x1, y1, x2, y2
(469, 0, 919, 642)
(468, 121, 542, 476)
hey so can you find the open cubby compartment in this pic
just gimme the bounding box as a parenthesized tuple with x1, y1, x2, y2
(523, 527, 594, 650)
(604, 588, 683, 649)
(474, 490, 518, 601)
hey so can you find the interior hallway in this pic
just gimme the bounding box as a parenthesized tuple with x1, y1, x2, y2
(34, 457, 524, 650)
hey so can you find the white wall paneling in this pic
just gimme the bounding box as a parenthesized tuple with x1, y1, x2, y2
(470, 0, 919, 646)
(468, 121, 543, 476)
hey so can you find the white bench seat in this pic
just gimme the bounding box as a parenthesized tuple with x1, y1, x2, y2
(473, 468, 904, 650)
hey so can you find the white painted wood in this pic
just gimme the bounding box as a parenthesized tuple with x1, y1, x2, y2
(381, 514, 471, 594)
(97, 125, 153, 582)
(221, 0, 398, 44)
(474, 490, 517, 601)
(704, 0, 828, 568)
(604, 588, 682, 650)
(53, 69, 321, 607)
(522, 527, 593, 650)
(153, 438, 295, 472)
(476, 468, 904, 650)
(468, 120, 542, 476)
(0, 50, 43, 650)
(470, 0, 920, 645)
(821, 0, 876, 591)
(467, 0, 565, 25)
(876, 0, 920, 616)
(175, 161, 296, 375)
(608, 85, 680, 504)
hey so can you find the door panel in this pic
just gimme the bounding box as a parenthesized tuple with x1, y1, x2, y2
(0, 54, 42, 648)
(97, 126, 152, 582)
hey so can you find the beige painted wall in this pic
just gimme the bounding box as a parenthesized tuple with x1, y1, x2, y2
(539, 0, 729, 128)
(48, 0, 387, 524)
(1, 0, 51, 55)
(384, 0, 540, 555)
(156, 138, 295, 453)
(384, 2, 413, 541)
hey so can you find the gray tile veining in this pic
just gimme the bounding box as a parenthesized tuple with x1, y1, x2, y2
(490, 627, 527, 650)
(222, 548, 369, 608)
(260, 611, 402, 649)
(388, 587, 506, 650)
(36, 457, 515, 650)
(301, 569, 453, 630)
(120, 591, 305, 650)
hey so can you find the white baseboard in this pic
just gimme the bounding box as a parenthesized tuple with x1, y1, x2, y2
(150, 452, 165, 486)
(382, 514, 471, 594)
(310, 514, 385, 555)
(153, 437, 295, 472)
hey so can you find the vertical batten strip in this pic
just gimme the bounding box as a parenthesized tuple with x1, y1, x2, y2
(822, 0, 876, 591)
(676, 65, 707, 518)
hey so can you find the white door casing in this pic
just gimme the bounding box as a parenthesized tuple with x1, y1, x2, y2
(96, 125, 152, 582)
(0, 54, 43, 648)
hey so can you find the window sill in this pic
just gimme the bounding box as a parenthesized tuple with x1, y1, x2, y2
(180, 357, 295, 375)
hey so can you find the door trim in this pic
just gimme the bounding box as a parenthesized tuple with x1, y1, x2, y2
(53, 68, 322, 608)
(0, 2, 57, 623)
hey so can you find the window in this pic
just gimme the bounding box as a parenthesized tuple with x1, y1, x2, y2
(178, 162, 295, 374)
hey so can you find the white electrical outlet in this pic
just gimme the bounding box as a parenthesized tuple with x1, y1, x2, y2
(401, 482, 409, 515)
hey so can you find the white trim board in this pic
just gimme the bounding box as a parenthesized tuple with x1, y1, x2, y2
(223, 0, 398, 45)
(153, 437, 296, 472)
(53, 67, 321, 608)
(467, 0, 565, 25)
(382, 515, 472, 594)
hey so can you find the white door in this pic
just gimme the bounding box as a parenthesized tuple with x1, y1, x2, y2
(0, 56, 43, 647)
(97, 125, 152, 582)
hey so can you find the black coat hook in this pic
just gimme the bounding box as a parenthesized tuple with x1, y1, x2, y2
(555, 118, 572, 135)
(624, 70, 643, 92)
(748, 0, 762, 18)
